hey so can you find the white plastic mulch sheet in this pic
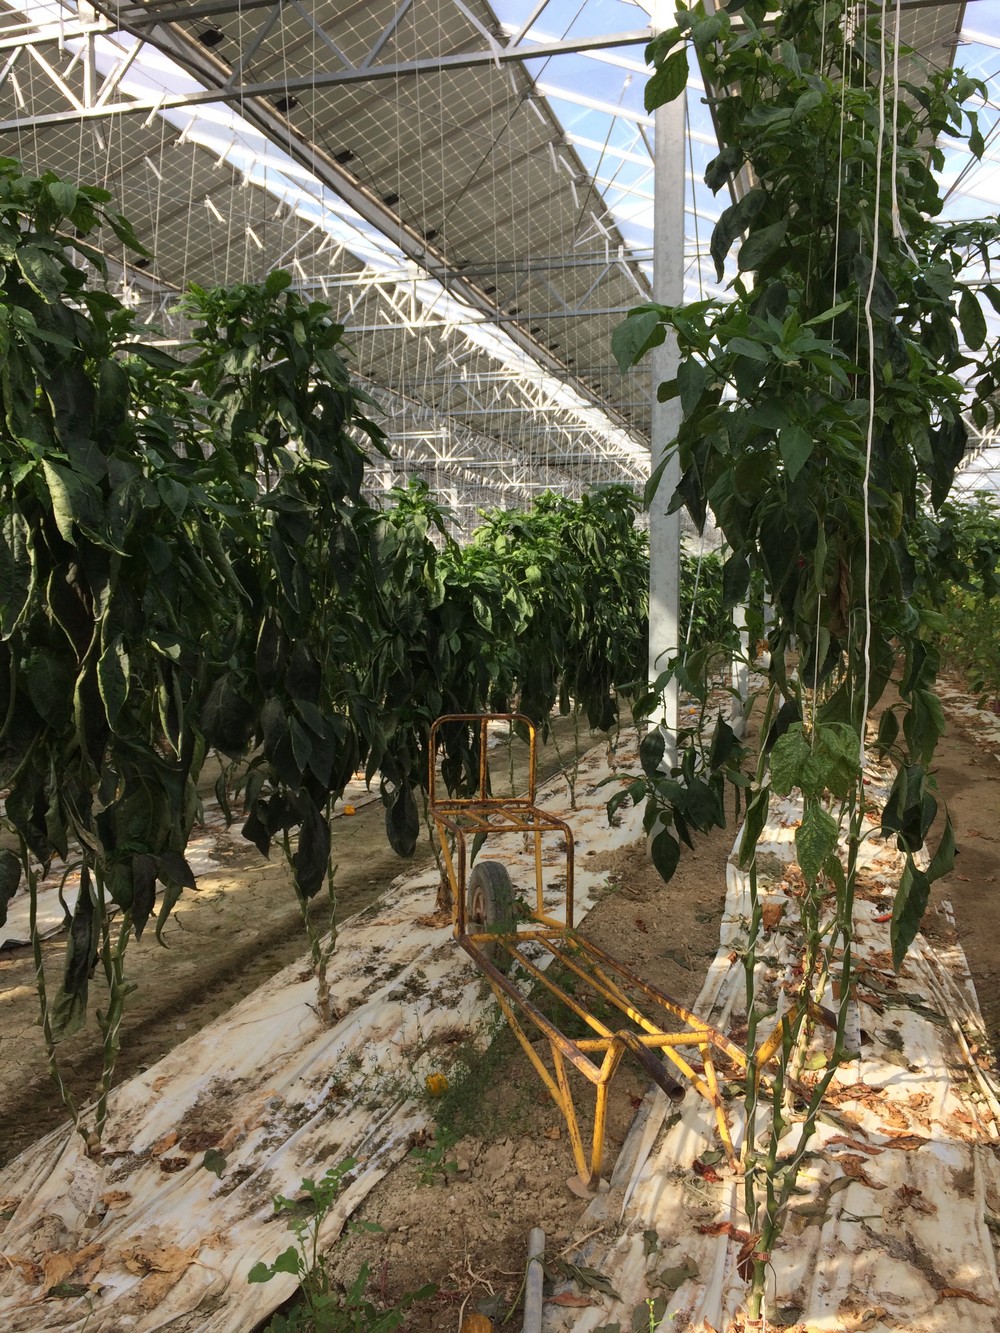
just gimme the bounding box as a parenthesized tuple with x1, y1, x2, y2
(0, 736, 646, 1332)
(545, 756, 1000, 1332)
(936, 680, 1000, 756)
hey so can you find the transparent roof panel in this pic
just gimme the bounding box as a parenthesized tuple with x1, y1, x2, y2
(0, 0, 996, 495)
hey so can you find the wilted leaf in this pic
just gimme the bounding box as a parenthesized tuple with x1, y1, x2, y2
(657, 1259, 699, 1290)
(0, 849, 22, 928)
(632, 1297, 668, 1331)
(202, 1149, 227, 1178)
(549, 1258, 620, 1300)
(937, 1288, 991, 1305)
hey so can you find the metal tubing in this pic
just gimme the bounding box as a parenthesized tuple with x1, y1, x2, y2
(522, 1228, 545, 1333)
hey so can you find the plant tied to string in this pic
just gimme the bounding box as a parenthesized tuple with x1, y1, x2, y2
(615, 0, 1000, 1317)
(178, 272, 390, 1023)
(0, 159, 241, 1147)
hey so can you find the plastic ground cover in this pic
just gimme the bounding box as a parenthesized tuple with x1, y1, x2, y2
(0, 732, 650, 1332)
(544, 720, 1000, 1331)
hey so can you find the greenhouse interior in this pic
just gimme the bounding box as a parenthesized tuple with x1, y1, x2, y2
(3, 1, 1000, 1330)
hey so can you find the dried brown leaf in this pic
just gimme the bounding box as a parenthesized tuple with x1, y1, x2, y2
(826, 1135, 882, 1155)
(42, 1243, 104, 1293)
(881, 1133, 928, 1151)
(937, 1287, 992, 1305)
(837, 1155, 886, 1189)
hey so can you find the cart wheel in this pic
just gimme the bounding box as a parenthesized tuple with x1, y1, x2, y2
(467, 861, 515, 972)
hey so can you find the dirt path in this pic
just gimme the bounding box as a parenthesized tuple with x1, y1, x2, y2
(0, 722, 580, 1169)
(323, 686, 1000, 1333)
(3, 687, 999, 1332)
(927, 677, 1000, 1063)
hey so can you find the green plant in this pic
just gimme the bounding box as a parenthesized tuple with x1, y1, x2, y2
(615, 0, 999, 1319)
(408, 1124, 459, 1186)
(0, 159, 243, 1149)
(180, 273, 389, 1025)
(248, 1158, 435, 1332)
(911, 492, 1000, 703)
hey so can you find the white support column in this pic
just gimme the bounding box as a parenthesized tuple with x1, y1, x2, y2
(731, 603, 750, 738)
(647, 1, 686, 765)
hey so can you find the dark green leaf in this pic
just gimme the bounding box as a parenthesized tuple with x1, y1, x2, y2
(958, 287, 987, 351)
(795, 802, 839, 883)
(649, 827, 680, 883)
(926, 812, 955, 882)
(711, 187, 767, 281)
(385, 782, 419, 859)
(705, 144, 742, 193)
(640, 728, 666, 776)
(876, 709, 899, 754)
(612, 308, 666, 373)
(738, 787, 770, 870)
(778, 424, 813, 481)
(738, 220, 788, 273)
(0, 849, 22, 928)
(293, 797, 330, 899)
(722, 551, 750, 608)
(645, 49, 689, 111)
(202, 1148, 227, 1177)
(97, 637, 129, 729)
(677, 358, 708, 415)
(51, 867, 99, 1039)
(891, 856, 930, 971)
(769, 724, 810, 795)
(131, 853, 157, 939)
(200, 674, 255, 757)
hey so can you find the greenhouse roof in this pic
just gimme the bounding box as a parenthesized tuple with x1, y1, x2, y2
(0, 0, 995, 520)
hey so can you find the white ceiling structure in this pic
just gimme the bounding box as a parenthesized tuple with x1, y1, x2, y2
(0, 0, 994, 526)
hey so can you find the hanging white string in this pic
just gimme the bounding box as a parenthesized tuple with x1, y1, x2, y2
(810, 2, 851, 734)
(859, 3, 891, 761)
(682, 92, 708, 654)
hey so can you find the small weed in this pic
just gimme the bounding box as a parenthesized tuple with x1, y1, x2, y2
(431, 1010, 532, 1141)
(248, 1158, 435, 1331)
(409, 1125, 459, 1185)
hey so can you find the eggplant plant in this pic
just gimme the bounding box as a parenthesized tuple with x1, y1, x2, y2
(615, 0, 1000, 1317)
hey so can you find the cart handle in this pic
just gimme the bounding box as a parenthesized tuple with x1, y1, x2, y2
(617, 1030, 686, 1103)
(428, 712, 538, 807)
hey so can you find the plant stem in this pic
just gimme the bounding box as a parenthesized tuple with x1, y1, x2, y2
(93, 892, 133, 1143)
(24, 835, 83, 1143)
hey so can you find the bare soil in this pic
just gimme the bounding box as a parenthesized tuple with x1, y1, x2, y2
(2, 688, 999, 1333)
(0, 730, 577, 1168)
(328, 810, 740, 1332)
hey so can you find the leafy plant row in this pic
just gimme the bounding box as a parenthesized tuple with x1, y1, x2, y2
(0, 155, 730, 1146)
(615, 0, 1000, 1319)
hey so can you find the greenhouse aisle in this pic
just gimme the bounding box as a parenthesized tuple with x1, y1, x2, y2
(544, 682, 1000, 1333)
(1, 686, 1000, 1331)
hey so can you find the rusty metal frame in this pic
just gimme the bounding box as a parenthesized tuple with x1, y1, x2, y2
(428, 712, 753, 1186)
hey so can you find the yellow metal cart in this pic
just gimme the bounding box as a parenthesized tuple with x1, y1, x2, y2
(428, 712, 754, 1188)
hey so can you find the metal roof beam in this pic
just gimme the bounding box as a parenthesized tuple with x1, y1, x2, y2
(0, 24, 653, 127)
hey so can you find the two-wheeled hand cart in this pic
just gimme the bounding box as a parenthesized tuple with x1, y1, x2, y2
(428, 713, 759, 1189)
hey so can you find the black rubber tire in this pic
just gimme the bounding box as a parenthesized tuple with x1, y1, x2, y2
(467, 860, 516, 972)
